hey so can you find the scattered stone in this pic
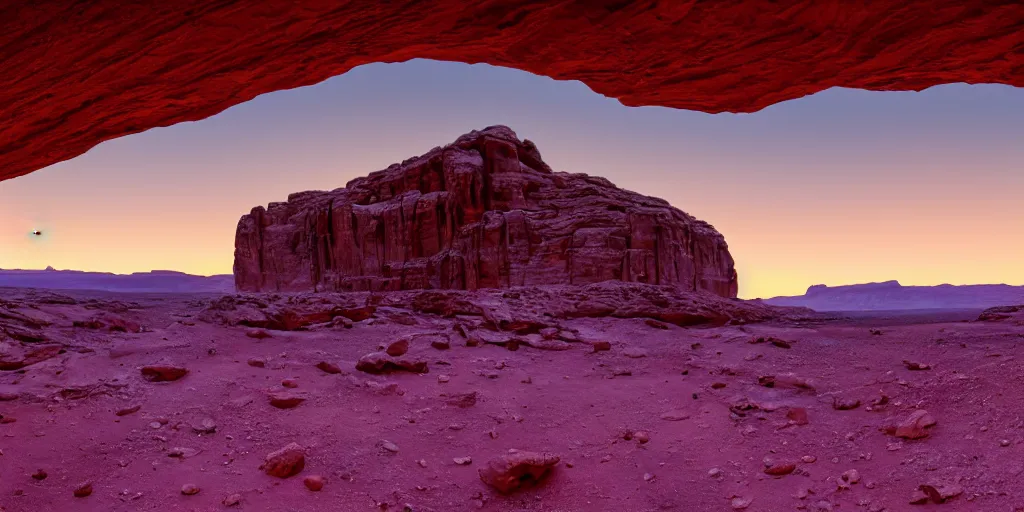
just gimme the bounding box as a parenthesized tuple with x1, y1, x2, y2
(430, 338, 451, 350)
(478, 451, 560, 494)
(786, 407, 809, 425)
(181, 484, 200, 496)
(281, 378, 299, 388)
(592, 341, 612, 352)
(446, 392, 478, 408)
(115, 405, 141, 416)
(382, 441, 400, 453)
(454, 457, 473, 465)
(832, 397, 861, 411)
(894, 410, 937, 439)
(246, 329, 272, 339)
(140, 365, 188, 382)
(437, 374, 451, 383)
(223, 494, 242, 506)
(355, 352, 428, 374)
(708, 468, 723, 478)
(903, 360, 931, 371)
(303, 475, 325, 491)
(315, 361, 342, 374)
(260, 443, 305, 478)
(386, 339, 409, 357)
(247, 358, 266, 368)
(191, 417, 217, 434)
(730, 496, 752, 509)
(869, 329, 883, 336)
(634, 431, 650, 444)
(31, 469, 47, 480)
(801, 455, 817, 463)
(1000, 439, 1011, 447)
(643, 472, 655, 481)
(74, 481, 93, 497)
(268, 392, 305, 409)
(841, 469, 861, 485)
(623, 347, 648, 358)
(711, 382, 727, 389)
(644, 319, 669, 330)
(764, 463, 796, 476)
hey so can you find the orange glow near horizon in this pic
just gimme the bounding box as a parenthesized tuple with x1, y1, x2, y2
(1, 61, 1022, 299)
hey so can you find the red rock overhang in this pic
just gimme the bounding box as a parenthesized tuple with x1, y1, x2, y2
(1, 0, 1021, 182)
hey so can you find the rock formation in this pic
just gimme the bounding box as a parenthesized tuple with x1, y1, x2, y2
(234, 126, 737, 297)
(2, 1, 1021, 182)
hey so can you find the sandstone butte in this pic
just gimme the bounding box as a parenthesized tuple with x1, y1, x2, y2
(1, 1, 1022, 183)
(234, 126, 738, 297)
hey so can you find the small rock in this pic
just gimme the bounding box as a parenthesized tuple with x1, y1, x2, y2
(643, 472, 655, 481)
(801, 455, 817, 463)
(634, 431, 650, 444)
(268, 392, 305, 409)
(903, 360, 931, 371)
(1000, 439, 1011, 447)
(431, 339, 450, 350)
(711, 382, 727, 389)
(623, 347, 648, 358)
(181, 484, 200, 496)
(246, 329, 271, 339)
(894, 409, 937, 439)
(247, 358, 266, 368)
(303, 475, 325, 491)
(31, 469, 47, 480)
(382, 441, 400, 453)
(386, 339, 409, 357)
(315, 361, 342, 374)
(832, 397, 861, 410)
(260, 443, 305, 478)
(140, 365, 188, 382)
(281, 378, 299, 388)
(191, 417, 217, 434)
(478, 451, 560, 494)
(787, 407, 809, 425)
(115, 405, 141, 416)
(417, 459, 427, 468)
(644, 319, 670, 330)
(708, 468, 723, 478)
(454, 457, 473, 465)
(592, 341, 612, 352)
(841, 469, 861, 485)
(223, 494, 242, 506)
(73, 481, 93, 497)
(437, 375, 451, 383)
(764, 463, 796, 476)
(730, 496, 752, 510)
(446, 392, 478, 408)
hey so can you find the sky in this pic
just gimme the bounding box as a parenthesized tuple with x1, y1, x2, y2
(1, 59, 1022, 299)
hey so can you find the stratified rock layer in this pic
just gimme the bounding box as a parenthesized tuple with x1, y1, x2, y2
(2, 1, 1022, 182)
(234, 126, 737, 297)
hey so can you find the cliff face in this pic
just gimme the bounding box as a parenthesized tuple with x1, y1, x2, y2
(2, 1, 1022, 183)
(234, 126, 737, 297)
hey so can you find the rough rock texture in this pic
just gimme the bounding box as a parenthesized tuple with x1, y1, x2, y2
(234, 126, 737, 296)
(2, 1, 1022, 182)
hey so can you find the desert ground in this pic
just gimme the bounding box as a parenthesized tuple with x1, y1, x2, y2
(2, 285, 1024, 512)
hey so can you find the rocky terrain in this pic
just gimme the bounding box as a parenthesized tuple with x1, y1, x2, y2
(3, 283, 1024, 511)
(0, 269, 233, 294)
(234, 126, 737, 297)
(764, 281, 1024, 312)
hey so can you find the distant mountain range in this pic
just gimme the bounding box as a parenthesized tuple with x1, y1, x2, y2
(762, 280, 1024, 311)
(0, 268, 234, 293)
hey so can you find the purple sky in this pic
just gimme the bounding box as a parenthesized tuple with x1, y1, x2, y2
(1, 59, 1022, 298)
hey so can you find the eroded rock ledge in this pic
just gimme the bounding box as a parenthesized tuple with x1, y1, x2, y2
(2, 1, 1021, 182)
(233, 126, 737, 296)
